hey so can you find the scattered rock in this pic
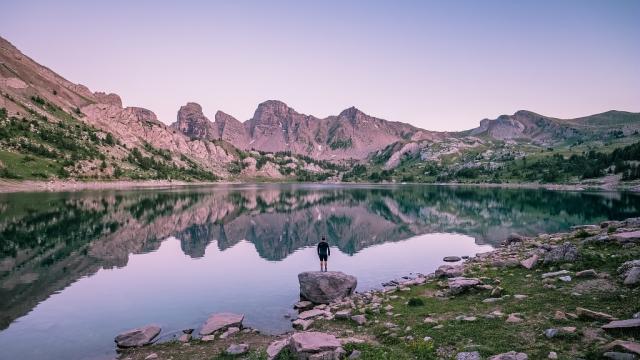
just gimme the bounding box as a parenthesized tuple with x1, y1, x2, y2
(520, 255, 539, 270)
(220, 327, 239, 339)
(624, 267, 640, 286)
(602, 318, 640, 332)
(267, 338, 290, 360)
(294, 301, 314, 310)
(178, 333, 191, 342)
(351, 315, 367, 325)
(544, 242, 579, 264)
(558, 275, 572, 282)
(490, 286, 504, 297)
(506, 314, 523, 323)
(603, 352, 638, 360)
(576, 269, 597, 278)
(602, 340, 640, 356)
(200, 313, 244, 335)
(435, 264, 464, 278)
(443, 256, 462, 262)
(299, 271, 357, 304)
(554, 311, 567, 320)
(489, 351, 528, 360)
(542, 270, 571, 279)
(201, 335, 215, 341)
(335, 310, 352, 319)
(457, 351, 481, 360)
(349, 349, 362, 359)
(114, 325, 161, 348)
(225, 343, 249, 355)
(548, 351, 558, 359)
(505, 234, 524, 245)
(144, 354, 158, 360)
(298, 309, 330, 320)
(290, 332, 342, 358)
(292, 319, 314, 330)
(544, 328, 558, 338)
(448, 277, 481, 295)
(577, 307, 617, 321)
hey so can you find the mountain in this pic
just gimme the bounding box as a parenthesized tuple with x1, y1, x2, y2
(468, 110, 640, 145)
(171, 100, 443, 160)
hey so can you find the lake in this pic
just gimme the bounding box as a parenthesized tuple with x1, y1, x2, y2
(1, 184, 640, 360)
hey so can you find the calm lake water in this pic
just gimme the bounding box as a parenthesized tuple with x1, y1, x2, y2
(1, 184, 640, 359)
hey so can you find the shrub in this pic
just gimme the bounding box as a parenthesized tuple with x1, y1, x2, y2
(407, 297, 425, 307)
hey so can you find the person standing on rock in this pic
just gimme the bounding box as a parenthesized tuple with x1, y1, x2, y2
(317, 236, 330, 272)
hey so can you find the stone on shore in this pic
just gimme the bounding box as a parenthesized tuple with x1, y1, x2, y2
(290, 332, 342, 359)
(602, 318, 640, 332)
(335, 310, 352, 319)
(200, 312, 244, 335)
(294, 301, 315, 310)
(489, 351, 528, 360)
(577, 307, 617, 322)
(543, 242, 579, 264)
(443, 256, 462, 262)
(292, 318, 314, 330)
(298, 309, 329, 320)
(114, 325, 161, 348)
(225, 343, 249, 355)
(520, 255, 539, 269)
(267, 338, 290, 359)
(448, 277, 481, 295)
(299, 271, 357, 304)
(435, 264, 464, 278)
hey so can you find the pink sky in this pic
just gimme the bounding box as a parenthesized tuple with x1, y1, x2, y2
(2, 0, 639, 130)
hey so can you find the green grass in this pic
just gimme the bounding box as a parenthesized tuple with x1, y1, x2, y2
(0, 150, 63, 179)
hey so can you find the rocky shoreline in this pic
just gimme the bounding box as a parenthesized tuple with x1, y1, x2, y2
(118, 218, 640, 359)
(2, 178, 640, 194)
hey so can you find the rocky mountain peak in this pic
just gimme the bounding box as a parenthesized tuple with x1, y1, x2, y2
(338, 106, 365, 119)
(172, 102, 214, 139)
(253, 100, 295, 120)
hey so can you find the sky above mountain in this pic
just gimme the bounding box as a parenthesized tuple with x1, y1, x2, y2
(2, 0, 639, 131)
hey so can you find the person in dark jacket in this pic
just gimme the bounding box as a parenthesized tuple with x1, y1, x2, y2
(317, 236, 330, 272)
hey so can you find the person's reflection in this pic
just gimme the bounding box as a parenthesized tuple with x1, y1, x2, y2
(317, 236, 330, 272)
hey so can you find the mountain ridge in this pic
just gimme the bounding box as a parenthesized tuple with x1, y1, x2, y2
(2, 34, 640, 184)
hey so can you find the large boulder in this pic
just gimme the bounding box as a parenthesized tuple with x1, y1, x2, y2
(200, 313, 244, 335)
(543, 242, 579, 264)
(114, 325, 161, 348)
(299, 271, 357, 304)
(618, 260, 640, 287)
